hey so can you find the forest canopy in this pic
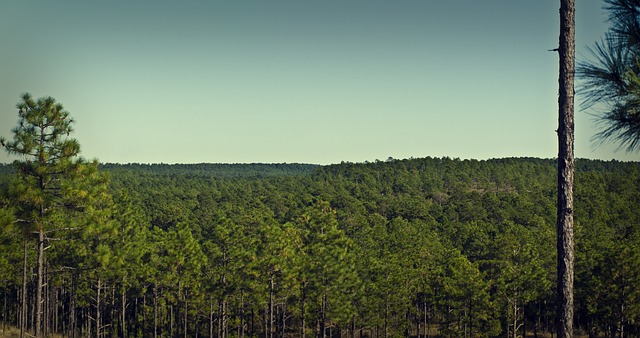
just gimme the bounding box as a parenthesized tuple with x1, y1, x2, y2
(1, 156, 639, 338)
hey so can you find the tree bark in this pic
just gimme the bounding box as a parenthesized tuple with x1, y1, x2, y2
(557, 1, 575, 338)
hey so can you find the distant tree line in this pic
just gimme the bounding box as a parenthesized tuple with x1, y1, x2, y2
(99, 163, 318, 179)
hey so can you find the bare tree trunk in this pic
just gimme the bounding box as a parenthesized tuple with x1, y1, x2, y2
(184, 290, 188, 338)
(43, 266, 48, 337)
(221, 296, 229, 338)
(321, 293, 327, 338)
(21, 235, 28, 338)
(96, 277, 101, 338)
(35, 229, 44, 338)
(121, 283, 126, 338)
(240, 291, 245, 338)
(154, 285, 158, 338)
(424, 302, 429, 338)
(2, 282, 6, 334)
(209, 299, 214, 338)
(301, 285, 306, 338)
(513, 298, 518, 338)
(270, 276, 274, 338)
(557, 1, 575, 338)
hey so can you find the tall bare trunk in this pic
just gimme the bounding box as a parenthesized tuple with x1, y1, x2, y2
(35, 229, 44, 338)
(209, 299, 214, 338)
(270, 276, 274, 338)
(153, 285, 158, 338)
(96, 277, 101, 338)
(301, 285, 306, 338)
(184, 290, 188, 338)
(21, 235, 28, 338)
(557, 1, 575, 338)
(121, 283, 126, 338)
(321, 293, 327, 338)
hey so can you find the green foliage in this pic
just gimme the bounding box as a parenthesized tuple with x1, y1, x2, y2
(577, 0, 640, 151)
(1, 155, 639, 337)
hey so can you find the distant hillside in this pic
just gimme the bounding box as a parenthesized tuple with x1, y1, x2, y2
(99, 162, 318, 178)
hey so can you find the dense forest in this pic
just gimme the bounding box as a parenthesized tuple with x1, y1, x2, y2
(1, 157, 639, 338)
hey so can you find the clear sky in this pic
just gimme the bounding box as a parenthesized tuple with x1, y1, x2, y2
(1, 1, 637, 164)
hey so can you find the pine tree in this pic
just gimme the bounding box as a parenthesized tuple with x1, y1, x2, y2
(577, 0, 640, 151)
(0, 93, 103, 338)
(297, 201, 359, 338)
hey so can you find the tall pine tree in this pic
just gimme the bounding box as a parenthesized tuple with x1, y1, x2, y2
(1, 93, 104, 338)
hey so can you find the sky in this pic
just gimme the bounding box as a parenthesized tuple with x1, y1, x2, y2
(0, 1, 637, 165)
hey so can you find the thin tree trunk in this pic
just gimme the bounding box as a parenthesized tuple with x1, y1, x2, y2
(282, 303, 286, 338)
(21, 235, 28, 338)
(71, 280, 76, 338)
(171, 304, 174, 338)
(301, 286, 306, 338)
(270, 276, 274, 338)
(121, 283, 126, 338)
(469, 300, 473, 338)
(218, 302, 224, 338)
(321, 293, 327, 338)
(43, 265, 48, 338)
(351, 316, 356, 338)
(134, 295, 139, 337)
(2, 282, 6, 334)
(154, 285, 158, 338)
(264, 303, 268, 338)
(513, 298, 518, 338)
(384, 301, 388, 338)
(240, 291, 245, 338)
(209, 299, 214, 338)
(557, 1, 575, 338)
(35, 229, 44, 338)
(96, 277, 101, 338)
(184, 290, 188, 338)
(223, 298, 228, 338)
(424, 301, 429, 338)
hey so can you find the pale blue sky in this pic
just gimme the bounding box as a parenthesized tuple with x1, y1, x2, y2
(1, 1, 636, 164)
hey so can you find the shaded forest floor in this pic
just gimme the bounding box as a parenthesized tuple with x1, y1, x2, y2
(0, 326, 63, 338)
(0, 327, 19, 338)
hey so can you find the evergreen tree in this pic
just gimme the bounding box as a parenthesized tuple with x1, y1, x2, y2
(1, 93, 104, 338)
(297, 201, 359, 338)
(578, 0, 640, 151)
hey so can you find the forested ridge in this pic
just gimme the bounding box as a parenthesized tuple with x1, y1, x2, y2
(1, 157, 639, 337)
